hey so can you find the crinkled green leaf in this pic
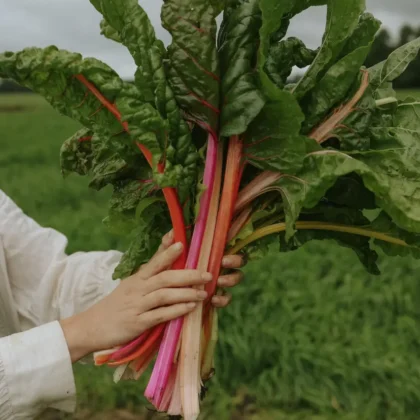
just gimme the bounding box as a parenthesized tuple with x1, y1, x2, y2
(100, 19, 122, 44)
(369, 98, 420, 151)
(338, 13, 381, 59)
(281, 205, 380, 275)
(60, 128, 150, 191)
(332, 84, 376, 151)
(113, 228, 164, 280)
(255, 0, 305, 154)
(162, 0, 220, 133)
(370, 212, 420, 259)
(265, 38, 318, 89)
(60, 128, 94, 176)
(275, 144, 420, 239)
(303, 47, 371, 130)
(244, 133, 307, 173)
(104, 180, 170, 279)
(104, 179, 159, 236)
(0, 47, 167, 173)
(219, 0, 266, 137)
(91, 0, 164, 106)
(369, 37, 420, 90)
(135, 197, 165, 223)
(109, 180, 155, 214)
(302, 14, 379, 130)
(293, 0, 366, 100)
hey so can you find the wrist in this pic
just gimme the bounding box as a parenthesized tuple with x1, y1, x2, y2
(60, 313, 94, 363)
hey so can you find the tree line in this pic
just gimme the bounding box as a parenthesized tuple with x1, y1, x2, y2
(1, 24, 420, 93)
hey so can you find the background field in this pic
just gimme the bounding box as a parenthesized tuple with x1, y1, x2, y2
(2, 91, 420, 420)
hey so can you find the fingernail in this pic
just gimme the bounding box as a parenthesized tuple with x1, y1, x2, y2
(173, 242, 183, 251)
(187, 302, 197, 309)
(212, 296, 221, 304)
(218, 276, 226, 287)
(168, 230, 174, 240)
(201, 272, 213, 282)
(197, 291, 208, 300)
(222, 256, 230, 266)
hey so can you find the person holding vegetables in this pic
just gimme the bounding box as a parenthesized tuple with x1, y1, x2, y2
(0, 190, 244, 420)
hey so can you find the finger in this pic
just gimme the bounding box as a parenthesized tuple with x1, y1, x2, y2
(221, 255, 244, 269)
(141, 288, 208, 312)
(143, 270, 212, 294)
(137, 242, 184, 279)
(135, 231, 175, 276)
(158, 230, 175, 253)
(217, 271, 243, 288)
(138, 302, 197, 331)
(211, 294, 232, 309)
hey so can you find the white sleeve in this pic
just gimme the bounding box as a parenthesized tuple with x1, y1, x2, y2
(0, 190, 122, 418)
(0, 322, 77, 419)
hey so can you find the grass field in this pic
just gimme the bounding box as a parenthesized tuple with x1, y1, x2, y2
(2, 92, 420, 420)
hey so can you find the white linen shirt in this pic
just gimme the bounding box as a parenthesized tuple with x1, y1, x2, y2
(0, 190, 122, 419)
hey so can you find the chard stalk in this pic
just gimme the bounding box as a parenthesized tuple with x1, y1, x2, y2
(158, 365, 177, 412)
(375, 97, 398, 107)
(180, 142, 224, 420)
(228, 221, 410, 256)
(145, 133, 219, 407)
(201, 308, 218, 381)
(234, 171, 282, 213)
(228, 206, 253, 243)
(168, 365, 183, 416)
(74, 74, 188, 365)
(309, 70, 370, 144)
(206, 135, 244, 298)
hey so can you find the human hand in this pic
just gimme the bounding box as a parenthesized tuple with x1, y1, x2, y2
(60, 242, 212, 362)
(147, 230, 245, 308)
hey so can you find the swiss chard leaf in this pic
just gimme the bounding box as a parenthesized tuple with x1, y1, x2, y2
(113, 226, 166, 280)
(280, 205, 380, 275)
(293, 0, 366, 100)
(162, 0, 220, 134)
(338, 12, 381, 59)
(100, 19, 122, 44)
(91, 3, 200, 200)
(0, 47, 167, 172)
(219, 0, 266, 137)
(265, 38, 318, 89)
(370, 212, 420, 259)
(275, 142, 420, 239)
(302, 13, 379, 130)
(60, 128, 94, 176)
(105, 180, 170, 279)
(241, 0, 305, 172)
(369, 37, 420, 91)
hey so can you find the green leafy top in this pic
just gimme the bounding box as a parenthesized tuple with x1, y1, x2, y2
(2, 0, 420, 280)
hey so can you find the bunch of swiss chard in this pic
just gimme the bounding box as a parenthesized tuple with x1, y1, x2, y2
(2, 0, 420, 418)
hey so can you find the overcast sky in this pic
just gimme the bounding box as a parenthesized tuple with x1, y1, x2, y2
(0, 0, 419, 79)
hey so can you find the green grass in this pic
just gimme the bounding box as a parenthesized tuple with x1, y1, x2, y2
(2, 93, 420, 419)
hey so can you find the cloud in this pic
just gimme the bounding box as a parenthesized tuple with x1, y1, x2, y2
(0, 0, 418, 79)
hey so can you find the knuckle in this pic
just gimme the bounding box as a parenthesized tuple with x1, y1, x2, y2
(153, 272, 167, 287)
